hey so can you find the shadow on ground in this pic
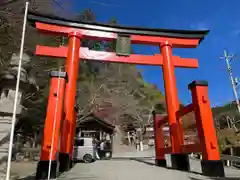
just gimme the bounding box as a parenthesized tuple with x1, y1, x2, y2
(131, 158, 240, 180)
(190, 178, 240, 180)
(17, 175, 35, 180)
(16, 162, 79, 180)
(131, 158, 203, 176)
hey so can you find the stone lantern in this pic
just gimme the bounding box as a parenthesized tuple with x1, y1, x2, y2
(0, 53, 38, 177)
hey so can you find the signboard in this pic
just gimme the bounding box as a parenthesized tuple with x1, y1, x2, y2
(116, 34, 131, 56)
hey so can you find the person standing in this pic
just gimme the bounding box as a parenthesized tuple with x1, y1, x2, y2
(93, 137, 100, 160)
(130, 132, 134, 146)
(99, 140, 105, 159)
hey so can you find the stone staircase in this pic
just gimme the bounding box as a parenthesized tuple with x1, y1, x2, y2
(112, 125, 140, 157)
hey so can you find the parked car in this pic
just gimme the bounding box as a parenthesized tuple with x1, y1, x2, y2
(72, 137, 96, 163)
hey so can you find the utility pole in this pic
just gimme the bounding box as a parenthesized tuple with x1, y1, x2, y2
(214, 117, 220, 136)
(219, 50, 240, 133)
(220, 50, 240, 115)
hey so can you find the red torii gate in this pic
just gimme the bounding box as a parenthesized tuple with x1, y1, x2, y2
(27, 11, 224, 179)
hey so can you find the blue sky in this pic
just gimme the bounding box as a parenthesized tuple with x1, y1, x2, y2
(58, 0, 240, 106)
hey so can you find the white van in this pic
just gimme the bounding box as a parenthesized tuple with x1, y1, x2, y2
(72, 137, 96, 163)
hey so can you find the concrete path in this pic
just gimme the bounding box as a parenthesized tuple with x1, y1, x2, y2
(58, 149, 240, 180)
(11, 147, 240, 179)
(11, 162, 37, 179)
(58, 158, 240, 180)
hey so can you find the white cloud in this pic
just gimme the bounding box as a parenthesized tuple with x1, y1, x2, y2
(190, 22, 209, 30)
(232, 29, 240, 36)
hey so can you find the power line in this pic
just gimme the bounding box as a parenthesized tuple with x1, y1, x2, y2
(52, 0, 66, 10)
(51, 0, 79, 17)
(89, 0, 122, 7)
(51, 0, 123, 19)
(0, 0, 21, 7)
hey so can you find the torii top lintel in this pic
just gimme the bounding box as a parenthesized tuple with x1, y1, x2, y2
(27, 11, 209, 48)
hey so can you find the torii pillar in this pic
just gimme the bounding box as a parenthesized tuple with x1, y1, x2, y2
(160, 41, 188, 169)
(36, 71, 67, 179)
(59, 32, 81, 172)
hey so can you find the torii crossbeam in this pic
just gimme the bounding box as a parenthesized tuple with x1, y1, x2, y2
(27, 10, 224, 179)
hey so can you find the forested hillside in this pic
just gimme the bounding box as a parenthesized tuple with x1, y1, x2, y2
(213, 101, 240, 127)
(212, 101, 240, 152)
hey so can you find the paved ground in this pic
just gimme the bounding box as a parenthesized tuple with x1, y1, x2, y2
(58, 158, 240, 180)
(58, 149, 240, 180)
(11, 162, 37, 179)
(10, 148, 240, 180)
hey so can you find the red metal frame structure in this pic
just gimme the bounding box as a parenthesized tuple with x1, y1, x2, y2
(153, 81, 225, 176)
(27, 11, 225, 179)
